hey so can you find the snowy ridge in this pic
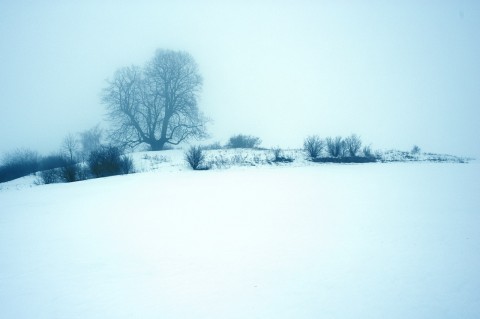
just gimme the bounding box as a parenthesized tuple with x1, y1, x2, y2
(379, 149, 471, 163)
(134, 148, 470, 172)
(0, 148, 471, 192)
(133, 148, 309, 172)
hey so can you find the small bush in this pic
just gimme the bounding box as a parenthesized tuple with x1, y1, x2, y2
(326, 136, 345, 158)
(61, 162, 78, 182)
(185, 146, 208, 170)
(344, 134, 362, 157)
(37, 156, 87, 184)
(362, 145, 374, 159)
(411, 145, 421, 155)
(120, 155, 135, 174)
(88, 146, 132, 178)
(303, 135, 324, 159)
(272, 147, 282, 161)
(271, 147, 294, 163)
(38, 169, 61, 184)
(225, 134, 261, 149)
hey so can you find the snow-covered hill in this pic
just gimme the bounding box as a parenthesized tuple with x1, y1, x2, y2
(1, 153, 479, 319)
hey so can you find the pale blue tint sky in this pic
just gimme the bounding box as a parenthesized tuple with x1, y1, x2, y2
(1, 0, 479, 158)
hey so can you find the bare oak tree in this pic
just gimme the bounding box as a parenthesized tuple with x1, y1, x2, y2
(102, 49, 207, 151)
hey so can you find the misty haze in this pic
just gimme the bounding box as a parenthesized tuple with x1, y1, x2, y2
(1, 1, 479, 319)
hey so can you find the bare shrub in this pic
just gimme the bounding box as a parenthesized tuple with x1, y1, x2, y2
(38, 169, 61, 184)
(362, 145, 374, 158)
(88, 146, 130, 178)
(120, 155, 135, 174)
(411, 145, 421, 155)
(271, 147, 294, 163)
(37, 155, 86, 184)
(225, 134, 261, 149)
(61, 161, 78, 182)
(326, 136, 345, 157)
(272, 147, 282, 161)
(344, 134, 362, 157)
(303, 135, 324, 159)
(185, 146, 208, 170)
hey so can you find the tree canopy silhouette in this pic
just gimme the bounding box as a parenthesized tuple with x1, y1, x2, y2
(102, 49, 207, 151)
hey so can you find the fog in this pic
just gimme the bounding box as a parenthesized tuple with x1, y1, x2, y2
(1, 1, 479, 158)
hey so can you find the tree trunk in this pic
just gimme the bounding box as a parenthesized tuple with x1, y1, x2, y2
(150, 140, 166, 151)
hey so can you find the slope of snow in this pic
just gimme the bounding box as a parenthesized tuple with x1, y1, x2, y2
(0, 148, 470, 192)
(132, 148, 310, 172)
(1, 159, 479, 318)
(379, 149, 471, 163)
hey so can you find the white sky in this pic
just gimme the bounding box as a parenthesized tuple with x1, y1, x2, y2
(1, 0, 479, 158)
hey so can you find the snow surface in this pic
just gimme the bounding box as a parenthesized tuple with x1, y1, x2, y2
(1, 155, 479, 318)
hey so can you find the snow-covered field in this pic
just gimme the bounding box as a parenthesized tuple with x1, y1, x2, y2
(1, 153, 479, 318)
